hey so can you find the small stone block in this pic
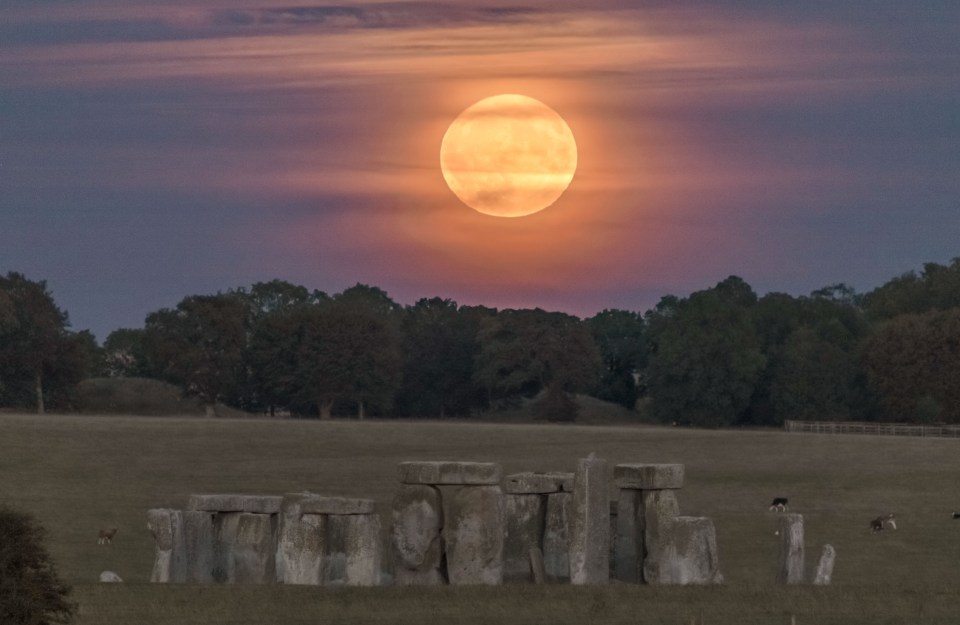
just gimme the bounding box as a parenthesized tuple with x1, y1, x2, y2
(503, 472, 574, 494)
(398, 461, 501, 485)
(187, 494, 283, 514)
(613, 464, 684, 490)
(299, 497, 376, 515)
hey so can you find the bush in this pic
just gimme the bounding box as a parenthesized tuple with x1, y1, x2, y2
(0, 506, 76, 625)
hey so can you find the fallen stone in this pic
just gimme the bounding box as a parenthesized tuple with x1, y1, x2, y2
(613, 464, 684, 490)
(391, 484, 445, 585)
(503, 472, 574, 494)
(660, 516, 723, 584)
(398, 461, 501, 485)
(543, 492, 571, 582)
(300, 496, 376, 516)
(443, 485, 505, 585)
(187, 494, 283, 514)
(640, 490, 680, 584)
(503, 494, 545, 581)
(99, 571, 123, 583)
(569, 456, 609, 585)
(343, 513, 382, 586)
(813, 544, 835, 585)
(776, 514, 805, 584)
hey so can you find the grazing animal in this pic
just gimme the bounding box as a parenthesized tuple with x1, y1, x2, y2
(871, 513, 897, 532)
(99, 570, 123, 583)
(953, 512, 960, 519)
(97, 528, 118, 545)
(769, 497, 789, 512)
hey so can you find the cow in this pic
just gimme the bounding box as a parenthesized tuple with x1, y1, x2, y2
(871, 513, 896, 532)
(769, 497, 789, 512)
(97, 528, 118, 545)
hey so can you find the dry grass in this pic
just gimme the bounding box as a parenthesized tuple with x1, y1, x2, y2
(2, 412, 959, 623)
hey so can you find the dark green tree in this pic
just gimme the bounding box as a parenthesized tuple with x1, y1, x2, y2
(862, 258, 960, 320)
(586, 309, 646, 409)
(645, 276, 766, 426)
(0, 505, 76, 625)
(142, 294, 248, 416)
(474, 309, 601, 421)
(102, 328, 150, 378)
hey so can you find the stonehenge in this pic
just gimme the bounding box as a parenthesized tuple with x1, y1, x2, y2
(147, 456, 731, 587)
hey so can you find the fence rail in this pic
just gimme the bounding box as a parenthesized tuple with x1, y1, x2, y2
(783, 420, 960, 439)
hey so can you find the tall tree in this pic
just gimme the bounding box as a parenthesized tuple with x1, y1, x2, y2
(0, 273, 76, 413)
(141, 294, 248, 416)
(645, 277, 766, 427)
(586, 309, 646, 409)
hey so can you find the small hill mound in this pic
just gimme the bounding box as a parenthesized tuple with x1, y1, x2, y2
(73, 377, 249, 417)
(481, 393, 644, 425)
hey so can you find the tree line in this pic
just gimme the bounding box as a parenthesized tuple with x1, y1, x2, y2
(3, 258, 960, 425)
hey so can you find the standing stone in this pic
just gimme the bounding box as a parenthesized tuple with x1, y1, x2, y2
(443, 485, 504, 585)
(640, 489, 680, 584)
(812, 544, 835, 585)
(614, 489, 642, 582)
(569, 456, 609, 585)
(231, 513, 276, 583)
(147, 508, 181, 583)
(275, 495, 325, 585)
(343, 514, 382, 586)
(660, 516, 723, 584)
(322, 514, 349, 583)
(392, 484, 445, 585)
(181, 511, 216, 583)
(503, 494, 545, 582)
(776, 514, 805, 584)
(212, 512, 242, 583)
(543, 492, 571, 582)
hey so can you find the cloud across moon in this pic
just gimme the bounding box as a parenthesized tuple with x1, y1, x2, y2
(440, 94, 578, 218)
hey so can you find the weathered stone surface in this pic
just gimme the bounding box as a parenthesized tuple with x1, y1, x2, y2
(659, 516, 723, 585)
(614, 489, 642, 582)
(776, 514, 805, 584)
(275, 503, 325, 585)
(147, 508, 180, 583)
(543, 492, 571, 582)
(322, 514, 349, 583)
(640, 490, 680, 584)
(398, 461, 501, 485)
(569, 456, 609, 585)
(343, 514, 382, 586)
(813, 544, 835, 585)
(503, 494, 545, 581)
(613, 464, 684, 490)
(299, 496, 376, 516)
(212, 512, 242, 583)
(391, 484, 445, 585)
(231, 513, 277, 583)
(504, 472, 574, 494)
(187, 494, 283, 514)
(444, 485, 504, 585)
(181, 511, 217, 583)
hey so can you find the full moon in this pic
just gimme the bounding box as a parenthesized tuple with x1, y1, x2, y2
(440, 94, 578, 218)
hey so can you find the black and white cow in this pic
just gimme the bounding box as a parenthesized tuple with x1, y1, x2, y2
(871, 513, 897, 532)
(769, 497, 789, 512)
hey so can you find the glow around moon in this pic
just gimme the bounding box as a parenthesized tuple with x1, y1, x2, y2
(440, 94, 578, 218)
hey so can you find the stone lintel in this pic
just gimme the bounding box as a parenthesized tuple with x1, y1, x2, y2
(613, 464, 684, 490)
(398, 461, 501, 485)
(186, 494, 283, 514)
(299, 496, 376, 515)
(504, 471, 574, 494)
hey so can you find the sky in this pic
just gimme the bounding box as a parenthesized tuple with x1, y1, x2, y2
(3, 0, 959, 341)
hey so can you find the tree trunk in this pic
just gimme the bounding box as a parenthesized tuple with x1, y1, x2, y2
(357, 400, 366, 420)
(35, 372, 44, 415)
(319, 398, 333, 420)
(204, 402, 217, 418)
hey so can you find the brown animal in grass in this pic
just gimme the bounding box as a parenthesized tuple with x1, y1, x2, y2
(97, 528, 118, 544)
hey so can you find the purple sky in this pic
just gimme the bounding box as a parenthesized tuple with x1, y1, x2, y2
(2, 0, 959, 341)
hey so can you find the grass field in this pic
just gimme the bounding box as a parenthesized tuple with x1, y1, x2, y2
(2, 412, 959, 624)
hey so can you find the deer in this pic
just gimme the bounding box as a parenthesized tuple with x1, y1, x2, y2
(97, 528, 118, 545)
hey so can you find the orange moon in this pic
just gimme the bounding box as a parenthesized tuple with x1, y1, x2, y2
(440, 94, 578, 218)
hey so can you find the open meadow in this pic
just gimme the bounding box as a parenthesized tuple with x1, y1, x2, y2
(2, 412, 959, 624)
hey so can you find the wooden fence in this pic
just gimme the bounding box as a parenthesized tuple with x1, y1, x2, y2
(783, 420, 960, 439)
